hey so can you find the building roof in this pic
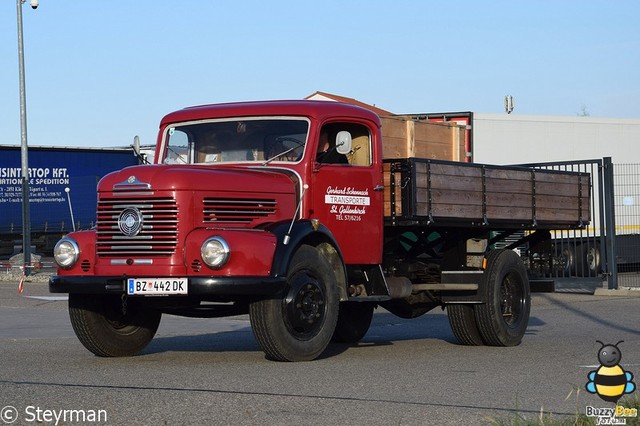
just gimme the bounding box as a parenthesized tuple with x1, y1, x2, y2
(305, 91, 394, 116)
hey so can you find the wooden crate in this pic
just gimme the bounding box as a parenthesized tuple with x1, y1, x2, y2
(384, 158, 591, 229)
(380, 116, 466, 162)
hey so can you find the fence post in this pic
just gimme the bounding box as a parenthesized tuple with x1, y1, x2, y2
(603, 157, 617, 289)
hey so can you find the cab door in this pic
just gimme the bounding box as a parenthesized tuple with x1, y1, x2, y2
(310, 122, 383, 265)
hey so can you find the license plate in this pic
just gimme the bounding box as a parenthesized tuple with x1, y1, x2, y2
(127, 278, 188, 295)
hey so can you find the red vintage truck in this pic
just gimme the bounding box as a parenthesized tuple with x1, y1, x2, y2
(49, 100, 590, 361)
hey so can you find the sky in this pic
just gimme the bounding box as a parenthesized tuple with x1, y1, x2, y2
(1, 1, 638, 148)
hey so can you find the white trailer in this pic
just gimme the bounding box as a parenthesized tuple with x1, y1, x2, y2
(473, 114, 640, 240)
(471, 113, 640, 166)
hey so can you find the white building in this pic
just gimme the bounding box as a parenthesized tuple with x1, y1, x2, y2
(471, 113, 640, 165)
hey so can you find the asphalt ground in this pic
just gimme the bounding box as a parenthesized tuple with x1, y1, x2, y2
(0, 279, 639, 425)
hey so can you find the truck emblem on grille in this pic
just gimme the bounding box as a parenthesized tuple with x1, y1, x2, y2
(118, 207, 144, 236)
(113, 176, 151, 191)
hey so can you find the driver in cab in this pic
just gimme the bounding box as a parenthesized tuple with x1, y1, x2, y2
(316, 131, 348, 164)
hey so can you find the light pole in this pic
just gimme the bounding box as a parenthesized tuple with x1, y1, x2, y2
(16, 0, 38, 274)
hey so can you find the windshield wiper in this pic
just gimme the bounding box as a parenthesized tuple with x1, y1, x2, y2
(261, 137, 304, 166)
(165, 146, 188, 164)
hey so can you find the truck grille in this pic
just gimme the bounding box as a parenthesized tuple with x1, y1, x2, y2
(96, 196, 178, 256)
(203, 198, 277, 225)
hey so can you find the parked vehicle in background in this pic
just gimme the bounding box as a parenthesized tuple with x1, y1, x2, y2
(0, 145, 141, 256)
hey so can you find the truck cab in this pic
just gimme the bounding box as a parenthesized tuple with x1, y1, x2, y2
(51, 101, 387, 361)
(157, 101, 385, 265)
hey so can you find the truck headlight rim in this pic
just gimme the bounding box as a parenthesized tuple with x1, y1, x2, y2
(201, 236, 230, 269)
(53, 238, 80, 269)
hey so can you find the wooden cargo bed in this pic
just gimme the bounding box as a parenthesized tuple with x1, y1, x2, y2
(383, 158, 590, 229)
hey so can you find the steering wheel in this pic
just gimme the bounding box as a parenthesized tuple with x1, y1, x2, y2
(267, 137, 304, 162)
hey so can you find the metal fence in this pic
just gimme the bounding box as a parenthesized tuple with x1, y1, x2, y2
(612, 162, 640, 288)
(527, 159, 605, 291)
(523, 158, 640, 290)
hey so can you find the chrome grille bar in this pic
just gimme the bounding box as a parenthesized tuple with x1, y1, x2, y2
(96, 195, 178, 256)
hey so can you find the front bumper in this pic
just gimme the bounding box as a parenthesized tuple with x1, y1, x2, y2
(49, 275, 287, 297)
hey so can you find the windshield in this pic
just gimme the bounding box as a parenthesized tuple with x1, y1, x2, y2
(162, 117, 309, 164)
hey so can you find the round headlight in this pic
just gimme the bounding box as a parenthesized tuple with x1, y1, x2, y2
(53, 238, 80, 269)
(200, 237, 230, 269)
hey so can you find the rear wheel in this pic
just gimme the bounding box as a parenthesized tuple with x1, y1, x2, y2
(250, 245, 339, 361)
(68, 294, 161, 357)
(474, 250, 530, 347)
(447, 304, 484, 345)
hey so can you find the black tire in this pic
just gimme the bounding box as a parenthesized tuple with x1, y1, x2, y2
(474, 250, 531, 347)
(68, 294, 161, 357)
(249, 245, 339, 361)
(332, 302, 375, 343)
(447, 304, 484, 346)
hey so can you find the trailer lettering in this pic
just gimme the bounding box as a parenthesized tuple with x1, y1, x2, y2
(0, 168, 21, 178)
(34, 178, 70, 185)
(0, 168, 66, 178)
(53, 168, 68, 178)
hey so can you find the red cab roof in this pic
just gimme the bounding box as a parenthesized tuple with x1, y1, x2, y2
(159, 100, 382, 128)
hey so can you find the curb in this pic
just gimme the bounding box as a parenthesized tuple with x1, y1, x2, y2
(594, 288, 640, 297)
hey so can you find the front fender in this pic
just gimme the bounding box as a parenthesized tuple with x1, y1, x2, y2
(266, 220, 348, 300)
(265, 220, 337, 275)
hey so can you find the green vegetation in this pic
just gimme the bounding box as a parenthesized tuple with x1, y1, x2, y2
(486, 390, 639, 426)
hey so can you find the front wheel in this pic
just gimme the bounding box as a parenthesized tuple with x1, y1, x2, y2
(68, 294, 161, 357)
(474, 250, 531, 347)
(250, 245, 339, 361)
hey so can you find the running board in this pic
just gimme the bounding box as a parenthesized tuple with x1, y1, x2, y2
(412, 283, 479, 291)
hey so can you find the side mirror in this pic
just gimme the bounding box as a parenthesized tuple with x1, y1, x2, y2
(335, 131, 352, 155)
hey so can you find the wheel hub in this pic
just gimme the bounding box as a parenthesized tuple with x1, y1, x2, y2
(500, 273, 523, 327)
(284, 272, 326, 338)
(298, 284, 323, 321)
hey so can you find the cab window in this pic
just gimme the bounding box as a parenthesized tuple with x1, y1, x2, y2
(317, 123, 371, 166)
